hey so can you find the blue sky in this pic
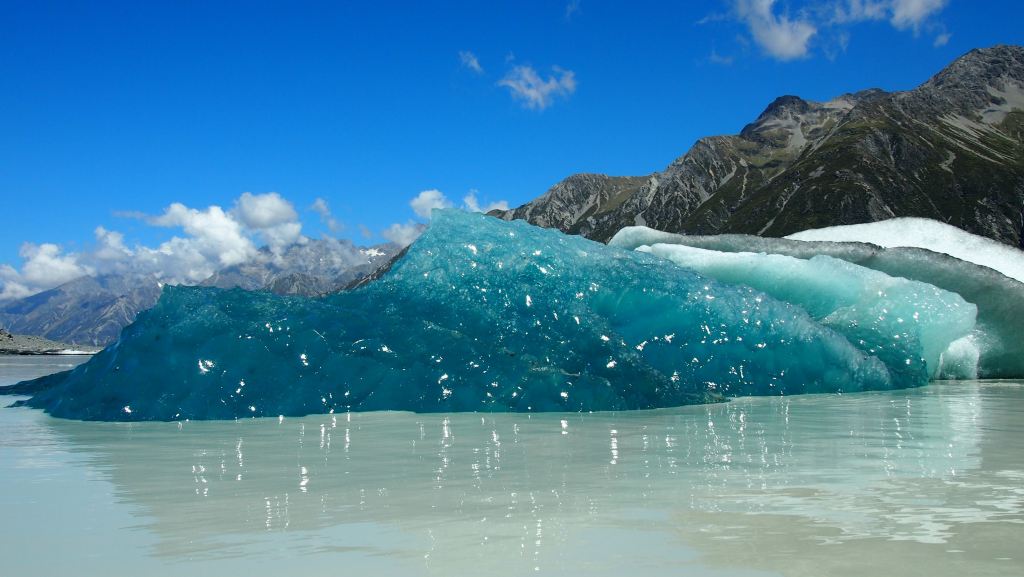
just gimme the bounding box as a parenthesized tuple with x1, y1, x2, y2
(2, 0, 1023, 297)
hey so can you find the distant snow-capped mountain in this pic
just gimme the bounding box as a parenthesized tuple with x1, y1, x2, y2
(200, 238, 397, 293)
(0, 238, 399, 345)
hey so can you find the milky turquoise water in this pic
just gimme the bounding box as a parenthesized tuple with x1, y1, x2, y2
(1, 355, 1022, 576)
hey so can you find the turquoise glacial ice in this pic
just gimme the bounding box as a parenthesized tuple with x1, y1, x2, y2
(610, 227, 1021, 378)
(14, 210, 912, 421)
(635, 244, 976, 381)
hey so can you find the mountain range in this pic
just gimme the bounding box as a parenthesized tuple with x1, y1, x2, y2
(0, 238, 398, 345)
(493, 45, 1024, 248)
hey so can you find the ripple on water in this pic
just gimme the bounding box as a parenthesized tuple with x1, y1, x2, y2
(0, 367, 1022, 576)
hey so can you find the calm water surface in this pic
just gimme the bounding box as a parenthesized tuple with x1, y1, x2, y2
(1, 355, 1022, 576)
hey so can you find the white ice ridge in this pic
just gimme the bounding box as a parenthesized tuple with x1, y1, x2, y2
(785, 218, 1024, 283)
(609, 227, 690, 251)
(637, 244, 978, 380)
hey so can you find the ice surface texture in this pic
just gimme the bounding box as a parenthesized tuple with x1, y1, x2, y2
(634, 245, 976, 381)
(611, 227, 1024, 378)
(18, 210, 901, 421)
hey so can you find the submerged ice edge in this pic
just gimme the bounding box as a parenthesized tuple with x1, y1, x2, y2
(10, 210, 971, 421)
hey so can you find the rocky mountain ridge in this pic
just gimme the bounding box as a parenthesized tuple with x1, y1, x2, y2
(493, 46, 1024, 247)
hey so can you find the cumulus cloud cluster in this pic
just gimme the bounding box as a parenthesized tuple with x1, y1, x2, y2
(0, 192, 308, 301)
(233, 192, 304, 253)
(722, 0, 950, 62)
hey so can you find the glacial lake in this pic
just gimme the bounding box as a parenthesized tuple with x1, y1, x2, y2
(1, 355, 1022, 576)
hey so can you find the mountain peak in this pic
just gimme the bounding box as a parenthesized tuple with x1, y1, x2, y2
(924, 44, 1024, 90)
(958, 44, 1024, 66)
(756, 95, 811, 121)
(907, 44, 1024, 123)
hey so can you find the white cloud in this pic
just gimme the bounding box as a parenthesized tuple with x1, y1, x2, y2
(19, 243, 94, 288)
(410, 189, 453, 219)
(459, 51, 484, 74)
(150, 203, 258, 268)
(132, 238, 220, 284)
(79, 226, 137, 277)
(735, 0, 817, 61)
(825, 29, 852, 60)
(380, 188, 510, 249)
(310, 197, 343, 233)
(92, 226, 133, 262)
(139, 196, 306, 282)
(258, 221, 304, 255)
(823, 0, 948, 29)
(3, 242, 96, 299)
(0, 264, 32, 301)
(232, 192, 305, 253)
(463, 191, 509, 213)
(499, 65, 577, 110)
(412, 188, 509, 218)
(233, 192, 297, 229)
(933, 31, 951, 47)
(719, 0, 950, 61)
(890, 0, 947, 31)
(381, 222, 424, 247)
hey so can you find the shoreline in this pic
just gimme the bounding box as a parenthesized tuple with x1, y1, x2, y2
(0, 350, 97, 356)
(1, 329, 101, 356)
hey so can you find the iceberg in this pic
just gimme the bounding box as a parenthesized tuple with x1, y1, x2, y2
(634, 244, 976, 381)
(610, 228, 1024, 378)
(10, 210, 905, 421)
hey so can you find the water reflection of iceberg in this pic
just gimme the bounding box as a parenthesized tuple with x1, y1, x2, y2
(35, 383, 1022, 574)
